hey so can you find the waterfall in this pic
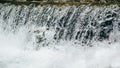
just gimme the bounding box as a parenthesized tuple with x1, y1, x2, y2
(0, 3, 120, 68)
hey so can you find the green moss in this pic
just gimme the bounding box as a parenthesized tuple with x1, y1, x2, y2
(0, 1, 120, 6)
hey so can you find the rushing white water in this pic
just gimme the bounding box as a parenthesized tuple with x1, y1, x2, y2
(0, 3, 120, 68)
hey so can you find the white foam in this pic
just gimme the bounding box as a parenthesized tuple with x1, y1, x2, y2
(0, 31, 120, 68)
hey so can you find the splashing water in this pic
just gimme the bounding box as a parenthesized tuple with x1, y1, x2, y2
(0, 3, 120, 68)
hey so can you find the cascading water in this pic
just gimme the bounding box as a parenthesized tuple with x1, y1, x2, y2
(0, 3, 120, 68)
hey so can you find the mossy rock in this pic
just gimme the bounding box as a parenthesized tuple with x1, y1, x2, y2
(0, 1, 120, 6)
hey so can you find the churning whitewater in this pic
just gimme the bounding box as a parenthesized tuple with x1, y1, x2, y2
(0, 3, 120, 68)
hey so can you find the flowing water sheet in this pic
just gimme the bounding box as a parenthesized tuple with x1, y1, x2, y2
(0, 3, 120, 68)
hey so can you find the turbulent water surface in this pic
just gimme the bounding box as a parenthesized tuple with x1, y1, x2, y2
(0, 3, 120, 68)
